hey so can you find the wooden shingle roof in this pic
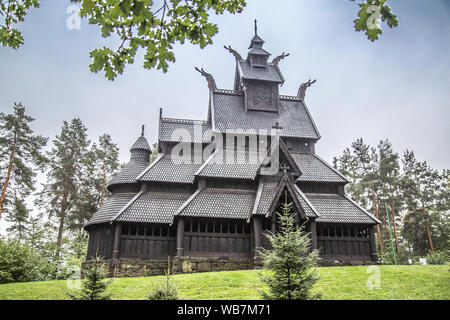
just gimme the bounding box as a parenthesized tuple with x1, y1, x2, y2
(195, 149, 266, 180)
(305, 193, 380, 224)
(115, 191, 192, 224)
(293, 153, 349, 183)
(159, 117, 212, 143)
(176, 188, 256, 220)
(130, 136, 152, 151)
(107, 161, 149, 189)
(85, 192, 136, 227)
(211, 92, 320, 140)
(138, 154, 203, 184)
(238, 60, 283, 83)
(252, 182, 278, 216)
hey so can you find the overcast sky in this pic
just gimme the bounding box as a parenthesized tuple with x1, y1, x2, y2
(0, 0, 449, 231)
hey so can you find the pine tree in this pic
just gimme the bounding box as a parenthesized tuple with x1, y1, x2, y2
(0, 102, 48, 221)
(259, 202, 320, 300)
(150, 143, 159, 163)
(5, 194, 29, 241)
(377, 139, 401, 254)
(67, 255, 112, 300)
(401, 150, 447, 253)
(147, 257, 179, 300)
(93, 134, 119, 208)
(69, 133, 120, 233)
(337, 138, 384, 253)
(37, 119, 90, 258)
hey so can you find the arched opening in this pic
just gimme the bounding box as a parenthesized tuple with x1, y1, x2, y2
(261, 188, 307, 249)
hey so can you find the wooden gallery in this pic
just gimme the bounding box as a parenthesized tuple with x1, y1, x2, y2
(85, 24, 380, 276)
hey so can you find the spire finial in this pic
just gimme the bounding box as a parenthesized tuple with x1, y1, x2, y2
(141, 124, 145, 136)
(254, 19, 257, 35)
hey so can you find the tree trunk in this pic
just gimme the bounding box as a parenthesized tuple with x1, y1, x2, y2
(391, 198, 399, 254)
(371, 189, 383, 253)
(55, 188, 69, 258)
(421, 198, 434, 252)
(0, 131, 17, 220)
(388, 184, 399, 254)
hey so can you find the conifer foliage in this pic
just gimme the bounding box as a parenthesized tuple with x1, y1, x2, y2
(337, 138, 449, 258)
(0, 102, 48, 222)
(147, 257, 179, 300)
(67, 255, 112, 300)
(259, 202, 320, 300)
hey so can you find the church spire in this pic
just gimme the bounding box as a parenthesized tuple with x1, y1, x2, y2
(248, 19, 265, 50)
(247, 19, 270, 67)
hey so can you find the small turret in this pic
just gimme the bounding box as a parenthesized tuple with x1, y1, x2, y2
(247, 20, 271, 68)
(130, 125, 152, 163)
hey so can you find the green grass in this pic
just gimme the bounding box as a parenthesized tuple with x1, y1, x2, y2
(0, 265, 448, 300)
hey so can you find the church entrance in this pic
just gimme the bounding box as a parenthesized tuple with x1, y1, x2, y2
(261, 188, 309, 250)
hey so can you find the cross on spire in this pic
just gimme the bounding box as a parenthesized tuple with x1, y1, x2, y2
(254, 19, 257, 35)
(272, 121, 283, 130)
(141, 124, 145, 136)
(280, 162, 290, 172)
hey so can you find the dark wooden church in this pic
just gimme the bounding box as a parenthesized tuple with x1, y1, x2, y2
(85, 23, 380, 271)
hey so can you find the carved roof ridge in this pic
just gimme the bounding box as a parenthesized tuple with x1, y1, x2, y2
(161, 117, 208, 124)
(213, 88, 241, 95)
(279, 94, 300, 101)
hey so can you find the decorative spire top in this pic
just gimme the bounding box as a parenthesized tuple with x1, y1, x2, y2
(130, 124, 152, 156)
(248, 20, 265, 49)
(247, 20, 270, 67)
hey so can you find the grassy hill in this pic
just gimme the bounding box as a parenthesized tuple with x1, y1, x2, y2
(0, 265, 448, 300)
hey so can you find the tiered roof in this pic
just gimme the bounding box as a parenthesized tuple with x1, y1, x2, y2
(86, 24, 379, 230)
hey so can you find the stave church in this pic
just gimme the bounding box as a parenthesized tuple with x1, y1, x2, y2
(85, 22, 380, 275)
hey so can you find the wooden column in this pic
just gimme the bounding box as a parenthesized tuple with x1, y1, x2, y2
(271, 214, 276, 234)
(176, 218, 185, 256)
(310, 220, 317, 250)
(253, 216, 262, 250)
(112, 223, 122, 260)
(369, 226, 378, 262)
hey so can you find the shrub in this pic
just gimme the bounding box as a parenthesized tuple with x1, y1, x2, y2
(426, 250, 449, 265)
(259, 202, 320, 300)
(0, 239, 55, 283)
(380, 247, 420, 265)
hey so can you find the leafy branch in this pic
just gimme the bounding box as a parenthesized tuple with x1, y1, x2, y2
(352, 0, 398, 41)
(71, 0, 246, 80)
(0, 0, 39, 49)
